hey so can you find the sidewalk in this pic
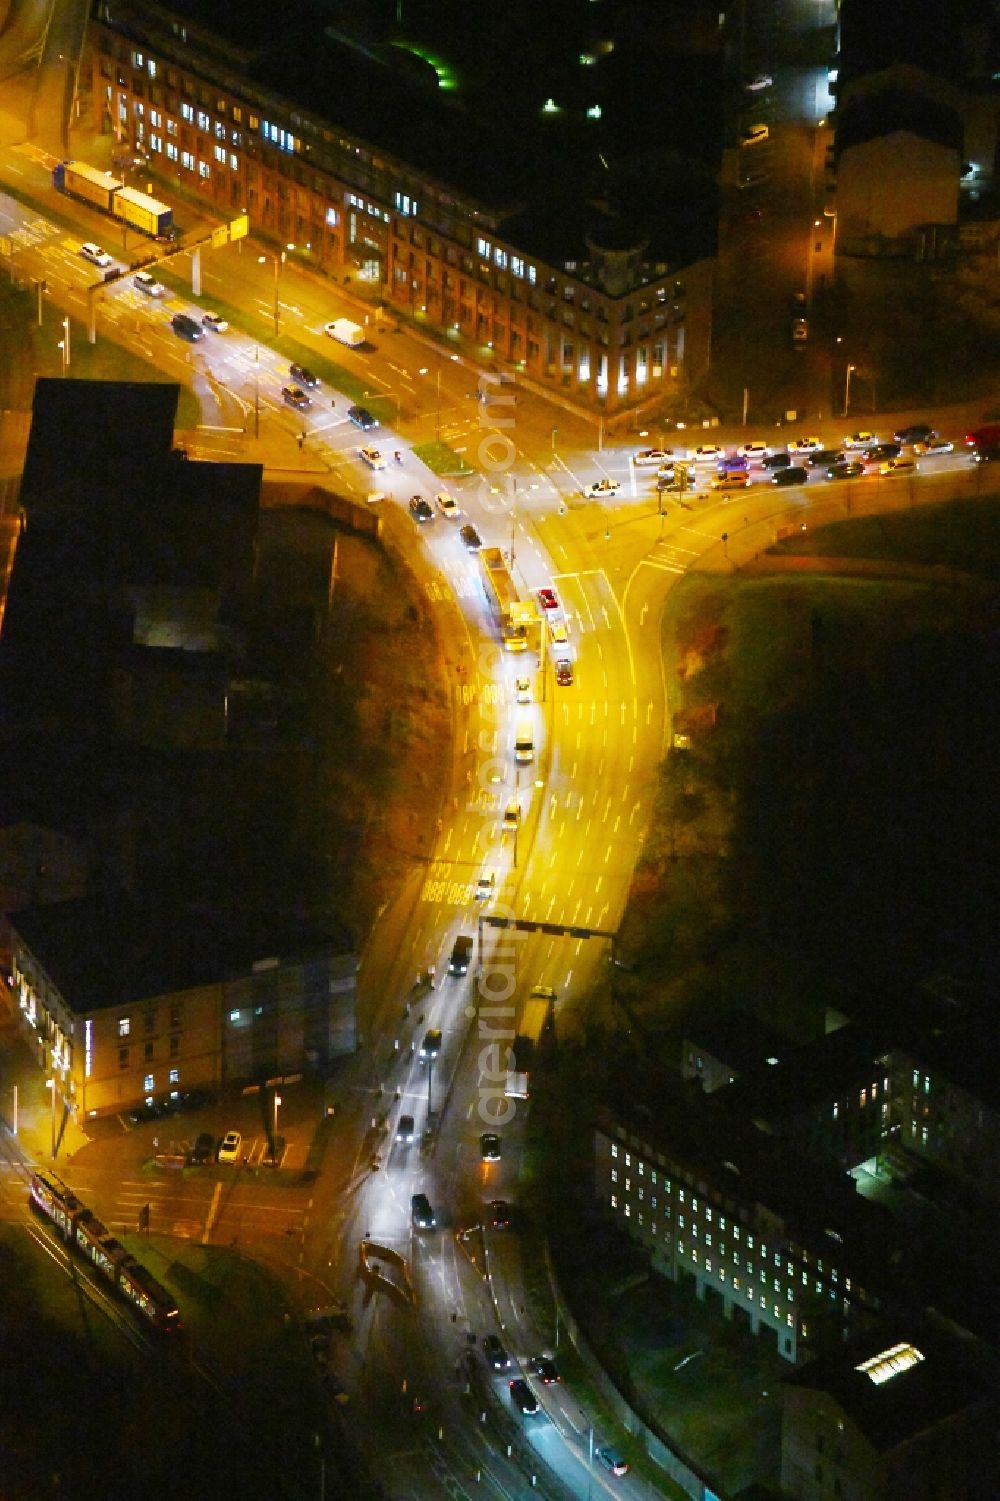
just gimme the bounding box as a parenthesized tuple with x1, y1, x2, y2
(0, 994, 91, 1169)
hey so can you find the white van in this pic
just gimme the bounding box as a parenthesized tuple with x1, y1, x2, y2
(514, 722, 534, 765)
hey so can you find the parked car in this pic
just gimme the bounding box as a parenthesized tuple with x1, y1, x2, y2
(127, 1098, 166, 1125)
(893, 422, 933, 445)
(711, 473, 751, 491)
(772, 465, 809, 486)
(786, 436, 822, 454)
(913, 436, 953, 456)
(863, 442, 900, 463)
(762, 451, 791, 470)
(826, 461, 864, 480)
(843, 431, 877, 450)
(218, 1130, 242, 1163)
(201, 311, 228, 332)
(632, 448, 673, 467)
(807, 448, 844, 467)
(583, 478, 620, 498)
(737, 441, 769, 461)
(189, 1132, 215, 1164)
(691, 443, 723, 462)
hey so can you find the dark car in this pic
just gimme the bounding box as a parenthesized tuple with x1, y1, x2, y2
(555, 659, 574, 687)
(282, 385, 311, 411)
(410, 1192, 436, 1229)
(483, 1335, 510, 1370)
(460, 524, 482, 552)
(127, 1098, 166, 1125)
(893, 422, 933, 445)
(528, 1356, 560, 1384)
(509, 1378, 538, 1414)
(164, 1088, 214, 1113)
(347, 404, 378, 430)
(480, 1132, 502, 1162)
(289, 362, 319, 388)
(772, 465, 809, 486)
(826, 461, 864, 480)
(807, 448, 844, 467)
(409, 496, 433, 523)
(971, 445, 1000, 464)
(762, 451, 790, 470)
(170, 312, 204, 342)
(419, 1028, 442, 1060)
(489, 1199, 512, 1230)
(189, 1131, 215, 1164)
(595, 1445, 629, 1477)
(863, 442, 900, 463)
(449, 934, 473, 975)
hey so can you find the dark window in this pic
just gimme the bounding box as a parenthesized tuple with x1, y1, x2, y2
(118, 1047, 130, 1068)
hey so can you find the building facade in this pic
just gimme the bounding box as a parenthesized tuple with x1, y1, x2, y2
(87, 2, 714, 414)
(594, 1105, 887, 1364)
(10, 896, 357, 1119)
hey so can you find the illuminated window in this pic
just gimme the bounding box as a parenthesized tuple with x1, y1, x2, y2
(476, 237, 490, 258)
(678, 1189, 686, 1204)
(181, 151, 194, 171)
(118, 1017, 131, 1037)
(214, 145, 226, 163)
(527, 265, 537, 284)
(494, 248, 507, 269)
(233, 106, 242, 124)
(148, 59, 157, 80)
(610, 1143, 618, 1158)
(787, 1313, 795, 1327)
(166, 142, 178, 162)
(773, 1304, 781, 1318)
(624, 1153, 631, 1168)
(167, 119, 177, 137)
(856, 1342, 924, 1386)
(624, 1203, 631, 1218)
(611, 1169, 618, 1183)
(215, 121, 226, 140)
(132, 50, 144, 68)
(169, 1068, 179, 1084)
(610, 1194, 618, 1209)
(678, 1214, 685, 1230)
(181, 102, 194, 123)
(143, 1074, 154, 1093)
(197, 110, 209, 131)
(774, 1278, 781, 1292)
(705, 1232, 712, 1247)
(150, 110, 162, 128)
(230, 154, 238, 171)
(512, 255, 525, 278)
(734, 1276, 741, 1292)
(229, 1009, 241, 1023)
(199, 161, 210, 178)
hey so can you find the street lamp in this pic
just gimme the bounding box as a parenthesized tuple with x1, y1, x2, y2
(418, 364, 443, 439)
(844, 362, 856, 417)
(258, 248, 288, 338)
(45, 1077, 58, 1160)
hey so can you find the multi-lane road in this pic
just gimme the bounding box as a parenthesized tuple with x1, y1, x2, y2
(1, 135, 997, 1501)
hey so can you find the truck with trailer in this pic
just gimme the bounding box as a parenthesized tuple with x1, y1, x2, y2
(327, 318, 366, 347)
(112, 185, 174, 238)
(53, 161, 175, 239)
(503, 989, 555, 1100)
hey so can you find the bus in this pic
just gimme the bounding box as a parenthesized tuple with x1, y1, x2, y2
(479, 547, 533, 652)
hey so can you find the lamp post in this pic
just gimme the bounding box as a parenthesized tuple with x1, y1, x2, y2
(418, 365, 443, 438)
(844, 362, 856, 417)
(273, 1091, 282, 1144)
(258, 249, 288, 338)
(46, 1077, 58, 1160)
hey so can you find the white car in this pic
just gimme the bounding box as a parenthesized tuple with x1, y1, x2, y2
(549, 621, 569, 648)
(691, 443, 723, 462)
(843, 431, 877, 450)
(435, 491, 460, 517)
(134, 270, 166, 297)
(201, 311, 229, 333)
(744, 74, 773, 92)
(737, 441, 769, 461)
(631, 448, 673, 467)
(218, 1130, 242, 1164)
(79, 241, 112, 268)
(786, 436, 822, 454)
(912, 437, 953, 456)
(584, 478, 620, 498)
(515, 676, 531, 704)
(359, 446, 386, 470)
(475, 870, 496, 900)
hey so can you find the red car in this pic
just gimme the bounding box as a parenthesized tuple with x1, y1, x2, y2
(537, 587, 559, 612)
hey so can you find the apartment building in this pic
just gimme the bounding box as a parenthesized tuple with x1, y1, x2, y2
(87, 1, 715, 414)
(10, 893, 357, 1118)
(594, 1089, 892, 1365)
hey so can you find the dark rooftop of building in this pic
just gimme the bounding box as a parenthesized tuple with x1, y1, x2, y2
(720, 1023, 887, 1124)
(892, 990, 1000, 1112)
(107, 0, 719, 274)
(682, 1009, 796, 1083)
(783, 1319, 992, 1451)
(837, 0, 981, 91)
(11, 892, 353, 1011)
(835, 87, 965, 160)
(597, 1080, 896, 1291)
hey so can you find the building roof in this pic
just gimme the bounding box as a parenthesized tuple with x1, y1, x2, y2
(682, 1008, 794, 1081)
(10, 892, 353, 1012)
(835, 88, 964, 160)
(597, 1080, 896, 1291)
(721, 1023, 886, 1123)
(837, 0, 975, 91)
(892, 990, 1000, 1112)
(784, 1319, 990, 1451)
